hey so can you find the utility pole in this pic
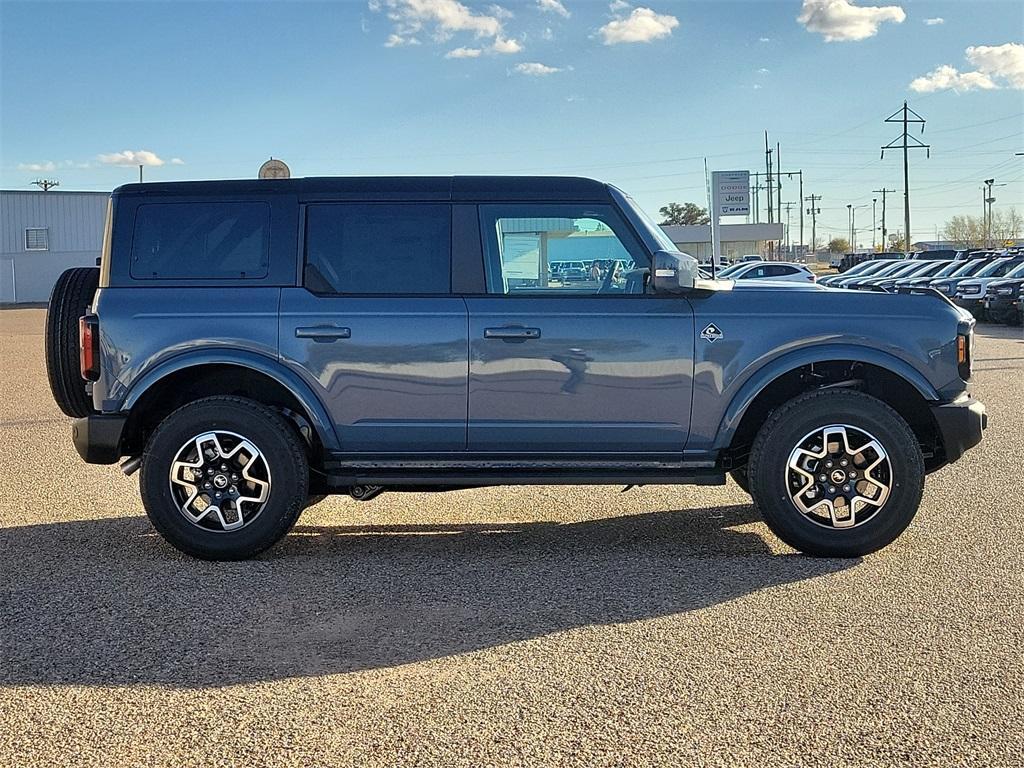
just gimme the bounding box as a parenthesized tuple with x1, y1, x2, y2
(872, 198, 877, 251)
(983, 178, 1006, 247)
(782, 201, 796, 254)
(139, 164, 144, 183)
(872, 188, 896, 249)
(30, 179, 59, 191)
(881, 101, 929, 251)
(776, 142, 782, 226)
(847, 204, 853, 251)
(805, 194, 821, 253)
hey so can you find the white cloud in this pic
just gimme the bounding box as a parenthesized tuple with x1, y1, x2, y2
(909, 64, 996, 92)
(924, 17, 943, 25)
(18, 161, 57, 172)
(372, 0, 502, 41)
(757, 67, 770, 74)
(967, 43, 1024, 89)
(445, 46, 482, 57)
(598, 6, 678, 45)
(170, 157, 186, 165)
(488, 4, 513, 20)
(515, 61, 562, 75)
(491, 36, 522, 53)
(797, 0, 905, 42)
(537, 0, 569, 18)
(97, 150, 166, 167)
(910, 42, 1024, 92)
(385, 33, 421, 46)
(541, 26, 554, 40)
(608, 0, 630, 10)
(759, 36, 771, 42)
(752, 83, 763, 90)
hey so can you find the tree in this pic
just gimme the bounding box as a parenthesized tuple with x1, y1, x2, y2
(659, 202, 710, 226)
(942, 214, 985, 248)
(827, 237, 850, 253)
(887, 233, 906, 251)
(942, 208, 1020, 248)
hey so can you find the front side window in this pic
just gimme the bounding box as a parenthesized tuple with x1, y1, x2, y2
(480, 204, 646, 295)
(305, 203, 451, 295)
(131, 202, 269, 279)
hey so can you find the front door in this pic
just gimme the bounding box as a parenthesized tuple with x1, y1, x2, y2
(280, 202, 467, 453)
(467, 204, 694, 455)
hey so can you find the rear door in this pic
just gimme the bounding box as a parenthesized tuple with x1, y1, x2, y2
(279, 202, 468, 453)
(466, 203, 694, 455)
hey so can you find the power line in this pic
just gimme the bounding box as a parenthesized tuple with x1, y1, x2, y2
(881, 101, 929, 248)
(805, 194, 822, 251)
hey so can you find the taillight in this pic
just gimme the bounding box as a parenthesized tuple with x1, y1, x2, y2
(80, 314, 100, 381)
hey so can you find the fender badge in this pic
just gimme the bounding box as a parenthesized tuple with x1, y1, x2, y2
(701, 323, 723, 342)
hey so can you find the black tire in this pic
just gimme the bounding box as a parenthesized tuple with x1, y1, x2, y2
(140, 396, 309, 560)
(45, 267, 99, 417)
(748, 389, 924, 558)
(729, 467, 750, 495)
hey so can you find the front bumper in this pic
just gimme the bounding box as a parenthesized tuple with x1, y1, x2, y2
(984, 296, 1021, 318)
(930, 395, 986, 465)
(72, 414, 127, 464)
(953, 296, 984, 312)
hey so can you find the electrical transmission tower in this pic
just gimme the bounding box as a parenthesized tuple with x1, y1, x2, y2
(31, 179, 59, 191)
(881, 102, 929, 250)
(805, 194, 821, 252)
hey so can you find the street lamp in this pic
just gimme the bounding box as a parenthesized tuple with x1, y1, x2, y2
(847, 204, 853, 251)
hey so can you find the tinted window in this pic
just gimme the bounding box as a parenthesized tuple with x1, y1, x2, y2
(131, 202, 269, 279)
(766, 265, 797, 277)
(305, 204, 451, 294)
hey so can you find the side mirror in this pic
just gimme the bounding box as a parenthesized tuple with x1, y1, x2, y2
(651, 250, 697, 294)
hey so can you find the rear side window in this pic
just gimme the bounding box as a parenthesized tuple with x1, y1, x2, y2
(131, 202, 270, 279)
(304, 203, 451, 295)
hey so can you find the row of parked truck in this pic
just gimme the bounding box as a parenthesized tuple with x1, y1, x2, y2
(819, 248, 1024, 325)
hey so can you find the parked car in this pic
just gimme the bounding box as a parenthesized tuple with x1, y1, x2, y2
(928, 256, 1007, 296)
(738, 254, 764, 263)
(840, 260, 921, 290)
(819, 258, 898, 287)
(982, 275, 1024, 325)
(872, 260, 953, 291)
(45, 175, 985, 560)
(721, 261, 816, 284)
(895, 259, 970, 290)
(909, 249, 958, 261)
(954, 258, 1024, 316)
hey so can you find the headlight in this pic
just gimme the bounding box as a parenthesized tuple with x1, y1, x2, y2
(935, 283, 951, 293)
(997, 286, 1015, 296)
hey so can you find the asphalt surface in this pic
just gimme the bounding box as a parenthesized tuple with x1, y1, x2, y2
(1, 307, 1022, 767)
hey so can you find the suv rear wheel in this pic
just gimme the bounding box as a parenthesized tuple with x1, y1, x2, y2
(747, 389, 925, 558)
(140, 396, 309, 560)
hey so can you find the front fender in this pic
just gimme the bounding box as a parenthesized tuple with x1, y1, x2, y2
(119, 349, 340, 452)
(708, 343, 940, 452)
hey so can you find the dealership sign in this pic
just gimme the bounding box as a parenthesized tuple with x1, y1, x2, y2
(712, 170, 750, 216)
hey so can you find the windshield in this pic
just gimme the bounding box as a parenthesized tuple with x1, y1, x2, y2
(1003, 261, 1024, 279)
(613, 188, 679, 253)
(933, 260, 965, 277)
(975, 258, 1014, 278)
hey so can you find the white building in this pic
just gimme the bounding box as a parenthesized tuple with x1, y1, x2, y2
(660, 222, 785, 262)
(1, 190, 109, 304)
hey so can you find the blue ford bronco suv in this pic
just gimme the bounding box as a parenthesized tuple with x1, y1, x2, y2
(46, 177, 986, 560)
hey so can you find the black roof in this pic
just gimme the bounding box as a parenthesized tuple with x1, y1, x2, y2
(112, 176, 612, 202)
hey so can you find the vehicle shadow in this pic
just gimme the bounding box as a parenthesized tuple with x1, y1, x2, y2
(1, 505, 857, 688)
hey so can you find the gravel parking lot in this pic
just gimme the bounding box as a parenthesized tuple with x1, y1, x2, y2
(1, 307, 1022, 767)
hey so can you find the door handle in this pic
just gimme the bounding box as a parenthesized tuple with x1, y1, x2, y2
(295, 325, 352, 341)
(483, 326, 541, 341)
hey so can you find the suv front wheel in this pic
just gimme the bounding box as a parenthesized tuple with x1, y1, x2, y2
(748, 389, 925, 558)
(140, 396, 309, 560)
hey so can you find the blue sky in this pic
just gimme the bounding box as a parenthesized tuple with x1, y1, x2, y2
(2, 0, 1021, 246)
